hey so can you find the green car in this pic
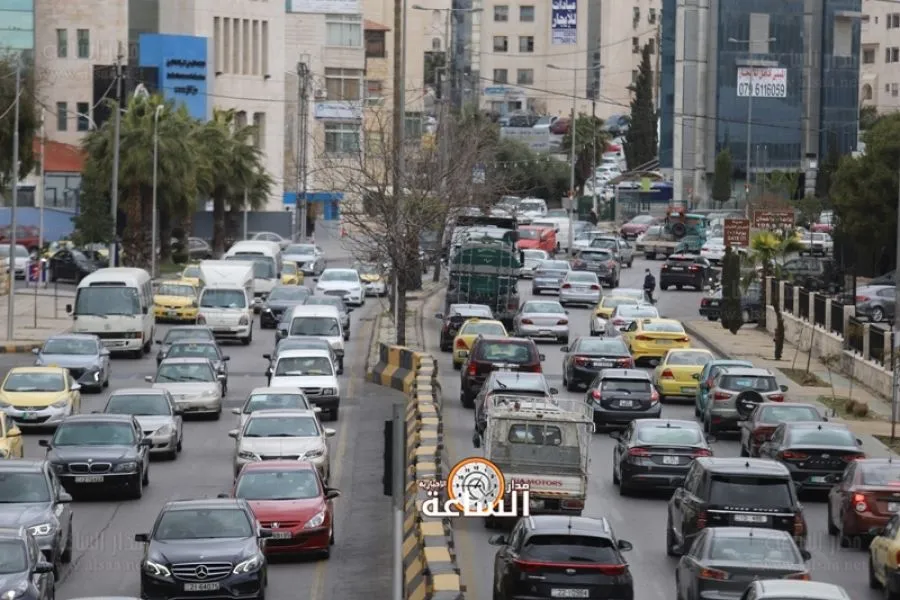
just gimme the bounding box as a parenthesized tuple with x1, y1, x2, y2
(694, 359, 754, 417)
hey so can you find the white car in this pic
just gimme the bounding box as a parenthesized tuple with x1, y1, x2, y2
(520, 249, 549, 278)
(232, 386, 320, 428)
(798, 232, 834, 256)
(315, 268, 365, 306)
(559, 271, 602, 306)
(0, 244, 29, 279)
(572, 230, 614, 251)
(145, 357, 225, 419)
(268, 348, 341, 420)
(700, 237, 726, 263)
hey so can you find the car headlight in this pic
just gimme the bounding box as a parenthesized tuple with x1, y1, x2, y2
(143, 560, 172, 579)
(51, 463, 64, 474)
(203, 389, 218, 398)
(1, 585, 27, 600)
(154, 424, 174, 436)
(322, 388, 336, 396)
(304, 509, 326, 529)
(0, 399, 10, 409)
(51, 398, 70, 409)
(238, 450, 260, 461)
(114, 461, 138, 473)
(233, 553, 263, 574)
(239, 315, 250, 326)
(90, 370, 101, 382)
(28, 523, 54, 536)
(263, 307, 272, 313)
(302, 447, 325, 459)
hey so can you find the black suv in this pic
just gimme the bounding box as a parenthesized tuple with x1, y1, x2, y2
(259, 285, 310, 329)
(698, 282, 763, 323)
(660, 255, 715, 291)
(780, 256, 842, 292)
(489, 515, 634, 600)
(155, 326, 216, 366)
(0, 527, 55, 600)
(666, 457, 807, 556)
(436, 304, 494, 351)
(586, 369, 660, 428)
(136, 498, 270, 600)
(460, 335, 543, 408)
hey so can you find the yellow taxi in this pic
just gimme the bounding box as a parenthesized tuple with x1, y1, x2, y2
(0, 412, 23, 458)
(869, 514, 900, 593)
(281, 261, 304, 285)
(593, 296, 641, 320)
(180, 264, 201, 287)
(153, 280, 199, 322)
(0, 367, 82, 429)
(357, 265, 388, 297)
(452, 319, 508, 369)
(652, 348, 714, 400)
(622, 318, 691, 365)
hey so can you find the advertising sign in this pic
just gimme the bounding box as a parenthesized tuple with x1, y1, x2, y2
(752, 209, 795, 229)
(287, 0, 361, 13)
(737, 67, 787, 98)
(723, 219, 750, 247)
(551, 0, 577, 45)
(138, 34, 209, 121)
(500, 127, 551, 153)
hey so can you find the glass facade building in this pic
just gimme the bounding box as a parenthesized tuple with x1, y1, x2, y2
(0, 0, 35, 57)
(659, 0, 676, 168)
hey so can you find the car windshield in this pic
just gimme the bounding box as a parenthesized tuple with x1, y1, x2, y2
(304, 297, 344, 311)
(861, 464, 900, 485)
(591, 239, 617, 249)
(758, 406, 821, 423)
(156, 284, 194, 297)
(643, 322, 684, 333)
(521, 535, 618, 563)
(567, 272, 597, 283)
(356, 264, 380, 276)
(268, 287, 309, 302)
(225, 256, 276, 279)
(274, 356, 333, 376)
(42, 338, 98, 355)
(630, 215, 654, 224)
(244, 393, 309, 413)
(53, 422, 136, 446)
(708, 535, 799, 563)
(282, 263, 298, 274)
(721, 375, 777, 392)
(74, 287, 141, 316)
(320, 271, 358, 282)
(290, 317, 340, 336)
(0, 541, 26, 574)
(576, 339, 627, 354)
(666, 351, 712, 366)
(580, 251, 612, 261)
(617, 306, 658, 318)
(2, 372, 65, 392)
(477, 342, 534, 363)
(451, 307, 492, 319)
(541, 261, 570, 270)
(0, 473, 51, 503)
(461, 322, 505, 336)
(182, 266, 200, 278)
(520, 201, 544, 212)
(285, 245, 316, 256)
(708, 476, 793, 508)
(788, 427, 856, 447)
(244, 416, 319, 437)
(508, 424, 563, 445)
(154, 508, 253, 540)
(276, 340, 330, 354)
(167, 344, 218, 361)
(636, 426, 702, 445)
(156, 362, 214, 383)
(522, 250, 547, 260)
(600, 378, 651, 393)
(602, 297, 638, 309)
(106, 394, 171, 416)
(524, 302, 564, 314)
(164, 328, 214, 344)
(518, 229, 540, 240)
(235, 470, 321, 501)
(199, 289, 247, 309)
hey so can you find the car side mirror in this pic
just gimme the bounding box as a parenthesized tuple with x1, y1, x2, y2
(34, 561, 54, 574)
(264, 369, 272, 377)
(174, 408, 184, 415)
(142, 306, 149, 314)
(324, 428, 336, 437)
(549, 387, 559, 395)
(779, 384, 789, 392)
(259, 529, 274, 539)
(857, 438, 863, 446)
(31, 348, 39, 355)
(38, 440, 50, 448)
(313, 406, 323, 413)
(560, 346, 569, 353)
(65, 304, 72, 314)
(134, 533, 149, 543)
(223, 356, 231, 361)
(870, 526, 885, 537)
(325, 488, 341, 500)
(472, 432, 481, 448)
(58, 491, 73, 503)
(608, 431, 621, 440)
(617, 539, 633, 552)
(434, 313, 444, 320)
(101, 348, 110, 356)
(144, 376, 153, 383)
(691, 373, 700, 380)
(488, 535, 507, 546)
(71, 383, 81, 392)
(155, 340, 163, 344)
(228, 430, 239, 438)
(262, 353, 271, 360)
(217, 493, 230, 499)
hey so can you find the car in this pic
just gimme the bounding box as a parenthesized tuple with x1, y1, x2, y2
(607, 287, 650, 304)
(355, 263, 387, 296)
(267, 349, 340, 420)
(589, 236, 635, 268)
(103, 388, 183, 460)
(162, 341, 230, 392)
(513, 300, 569, 343)
(855, 284, 896, 323)
(47, 248, 98, 283)
(589, 296, 642, 336)
(699, 237, 727, 263)
(229, 409, 335, 480)
(586, 369, 660, 429)
(798, 231, 834, 256)
(519, 249, 549, 278)
(284, 243, 326, 275)
(602, 304, 660, 337)
(659, 254, 715, 291)
(489, 516, 634, 600)
(451, 319, 507, 369)
(0, 527, 55, 600)
(154, 326, 215, 366)
(651, 348, 714, 402)
(435, 304, 494, 351)
(571, 248, 620, 286)
(145, 358, 225, 419)
(40, 414, 152, 499)
(152, 281, 199, 323)
(693, 359, 754, 418)
(871, 269, 896, 287)
(739, 402, 825, 458)
(259, 285, 311, 329)
(738, 580, 850, 600)
(702, 367, 788, 435)
(572, 230, 615, 251)
(530, 259, 571, 294)
(280, 261, 304, 285)
(619, 214, 656, 239)
(0, 412, 23, 458)
(473, 372, 558, 437)
(231, 461, 340, 558)
(516, 225, 556, 254)
(666, 458, 808, 556)
(780, 256, 842, 293)
(459, 336, 544, 408)
(611, 419, 711, 495)
(135, 498, 269, 600)
(247, 231, 290, 248)
(32, 334, 110, 392)
(0, 367, 82, 430)
(302, 296, 353, 340)
(621, 318, 691, 365)
(0, 461, 73, 574)
(0, 244, 29, 279)
(561, 337, 633, 391)
(869, 513, 900, 596)
(559, 271, 602, 306)
(264, 337, 341, 375)
(675, 527, 811, 600)
(178, 263, 201, 287)
(827, 458, 900, 544)
(314, 268, 364, 306)
(758, 422, 865, 491)
(232, 387, 318, 427)
(698, 282, 763, 324)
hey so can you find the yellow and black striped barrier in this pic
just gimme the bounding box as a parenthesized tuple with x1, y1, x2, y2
(366, 343, 419, 394)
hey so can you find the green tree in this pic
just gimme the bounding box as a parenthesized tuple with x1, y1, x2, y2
(623, 42, 657, 171)
(860, 105, 879, 131)
(711, 149, 733, 203)
(720, 246, 743, 333)
(0, 54, 38, 194)
(559, 114, 609, 195)
(814, 131, 840, 201)
(493, 138, 570, 201)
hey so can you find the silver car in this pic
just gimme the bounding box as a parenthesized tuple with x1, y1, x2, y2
(33, 334, 110, 392)
(530, 260, 571, 294)
(702, 367, 788, 435)
(855, 284, 895, 323)
(558, 271, 602, 306)
(103, 388, 183, 459)
(513, 300, 570, 343)
(283, 243, 326, 275)
(520, 249, 549, 279)
(603, 304, 659, 336)
(589, 236, 635, 268)
(229, 409, 335, 480)
(232, 386, 320, 427)
(145, 358, 225, 419)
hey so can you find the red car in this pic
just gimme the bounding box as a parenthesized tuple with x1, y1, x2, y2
(619, 215, 656, 239)
(827, 458, 900, 541)
(516, 225, 556, 254)
(0, 225, 40, 251)
(231, 460, 340, 558)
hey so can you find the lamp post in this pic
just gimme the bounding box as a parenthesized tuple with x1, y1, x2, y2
(6, 59, 21, 341)
(411, 5, 481, 105)
(151, 104, 164, 278)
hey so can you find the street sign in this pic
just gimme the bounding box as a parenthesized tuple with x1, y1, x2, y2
(724, 219, 750, 247)
(737, 67, 787, 98)
(752, 209, 795, 229)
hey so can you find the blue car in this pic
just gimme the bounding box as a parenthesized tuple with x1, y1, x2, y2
(694, 359, 753, 417)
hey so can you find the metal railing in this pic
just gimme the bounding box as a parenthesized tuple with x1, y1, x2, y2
(783, 284, 794, 315)
(846, 315, 865, 356)
(830, 300, 845, 337)
(798, 288, 810, 320)
(869, 325, 888, 367)
(813, 293, 827, 328)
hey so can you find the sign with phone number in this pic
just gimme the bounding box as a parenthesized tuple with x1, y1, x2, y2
(736, 67, 787, 98)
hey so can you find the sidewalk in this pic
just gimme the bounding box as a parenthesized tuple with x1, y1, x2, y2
(0, 286, 74, 352)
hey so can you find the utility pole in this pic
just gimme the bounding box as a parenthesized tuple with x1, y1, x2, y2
(6, 60, 21, 340)
(391, 0, 407, 347)
(296, 62, 310, 242)
(591, 98, 597, 213)
(109, 44, 124, 267)
(37, 110, 45, 252)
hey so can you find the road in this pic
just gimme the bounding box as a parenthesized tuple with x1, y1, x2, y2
(422, 255, 882, 600)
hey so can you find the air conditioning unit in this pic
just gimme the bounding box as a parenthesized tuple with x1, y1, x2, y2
(314, 88, 327, 99)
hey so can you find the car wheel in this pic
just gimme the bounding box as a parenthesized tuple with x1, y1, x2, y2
(61, 524, 73, 563)
(565, 374, 578, 393)
(660, 284, 669, 291)
(666, 517, 681, 556)
(612, 457, 620, 484)
(870, 555, 881, 589)
(706, 315, 717, 321)
(131, 473, 144, 499)
(675, 284, 683, 290)
(453, 361, 461, 371)
(330, 408, 339, 421)
(618, 475, 631, 497)
(872, 307, 885, 323)
(827, 502, 839, 535)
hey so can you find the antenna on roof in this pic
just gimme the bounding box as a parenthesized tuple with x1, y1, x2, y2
(745, 461, 750, 468)
(568, 517, 573, 531)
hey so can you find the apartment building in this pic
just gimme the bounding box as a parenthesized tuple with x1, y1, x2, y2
(860, 0, 900, 113)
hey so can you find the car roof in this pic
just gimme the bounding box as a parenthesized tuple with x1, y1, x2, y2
(449, 304, 492, 313)
(638, 318, 683, 327)
(164, 498, 247, 511)
(7, 366, 68, 375)
(524, 515, 613, 538)
(755, 580, 849, 599)
(168, 340, 217, 346)
(695, 457, 791, 476)
(706, 526, 793, 540)
(108, 388, 167, 396)
(757, 402, 819, 411)
(708, 359, 753, 366)
(476, 335, 533, 344)
(239, 460, 319, 473)
(61, 413, 134, 424)
(461, 319, 504, 327)
(249, 387, 308, 395)
(666, 348, 712, 354)
(0, 459, 46, 473)
(487, 372, 546, 387)
(166, 325, 212, 333)
(718, 367, 774, 376)
(44, 333, 100, 342)
(276, 338, 331, 349)
(598, 368, 650, 380)
(288, 305, 341, 317)
(276, 349, 332, 359)
(783, 421, 850, 431)
(247, 409, 319, 419)
(158, 357, 213, 365)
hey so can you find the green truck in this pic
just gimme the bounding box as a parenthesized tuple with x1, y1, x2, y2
(446, 237, 522, 327)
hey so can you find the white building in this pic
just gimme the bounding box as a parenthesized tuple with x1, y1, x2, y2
(860, 0, 900, 113)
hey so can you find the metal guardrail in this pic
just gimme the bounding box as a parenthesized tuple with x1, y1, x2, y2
(813, 293, 827, 327)
(830, 301, 845, 336)
(798, 288, 810, 320)
(783, 285, 794, 315)
(846, 315, 866, 356)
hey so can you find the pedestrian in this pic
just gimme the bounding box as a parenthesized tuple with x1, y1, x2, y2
(588, 209, 598, 226)
(643, 268, 656, 304)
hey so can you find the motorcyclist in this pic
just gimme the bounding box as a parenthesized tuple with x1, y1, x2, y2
(643, 268, 656, 304)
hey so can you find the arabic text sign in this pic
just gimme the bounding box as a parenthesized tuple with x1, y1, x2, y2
(500, 127, 551, 153)
(723, 219, 750, 247)
(421, 489, 532, 518)
(551, 0, 577, 45)
(752, 209, 795, 229)
(737, 67, 787, 98)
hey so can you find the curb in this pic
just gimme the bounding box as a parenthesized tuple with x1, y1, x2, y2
(0, 341, 44, 354)
(682, 321, 735, 360)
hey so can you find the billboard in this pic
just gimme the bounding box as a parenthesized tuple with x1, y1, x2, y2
(736, 67, 787, 98)
(287, 0, 360, 13)
(138, 34, 209, 120)
(500, 128, 551, 153)
(551, 0, 577, 45)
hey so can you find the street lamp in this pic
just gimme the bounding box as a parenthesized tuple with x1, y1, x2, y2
(151, 104, 164, 278)
(411, 4, 481, 102)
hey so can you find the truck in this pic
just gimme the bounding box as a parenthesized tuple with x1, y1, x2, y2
(197, 260, 255, 345)
(446, 240, 521, 327)
(473, 397, 593, 526)
(635, 207, 709, 259)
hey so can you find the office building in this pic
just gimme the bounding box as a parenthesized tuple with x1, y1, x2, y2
(859, 0, 900, 113)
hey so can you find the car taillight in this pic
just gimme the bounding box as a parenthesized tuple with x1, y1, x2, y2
(574, 356, 589, 365)
(843, 453, 866, 462)
(628, 447, 651, 457)
(557, 320, 568, 325)
(613, 318, 625, 325)
(793, 514, 805, 536)
(513, 560, 626, 575)
(650, 388, 659, 404)
(780, 451, 808, 460)
(696, 511, 707, 529)
(455, 338, 467, 349)
(661, 369, 675, 379)
(701, 247, 709, 252)
(635, 335, 652, 341)
(689, 265, 701, 271)
(616, 358, 633, 367)
(700, 298, 710, 306)
(712, 391, 732, 401)
(753, 427, 774, 441)
(467, 362, 477, 376)
(856, 295, 870, 302)
(661, 264, 669, 270)
(768, 394, 784, 402)
(521, 319, 534, 325)
(676, 336, 690, 342)
(513, 559, 543, 573)
(784, 572, 810, 581)
(590, 284, 600, 290)
(853, 492, 870, 513)
(692, 448, 712, 457)
(196, 314, 206, 324)
(591, 389, 602, 401)
(561, 283, 572, 289)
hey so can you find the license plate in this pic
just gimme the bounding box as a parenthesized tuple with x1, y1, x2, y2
(20, 412, 38, 420)
(890, 503, 900, 512)
(184, 583, 220, 592)
(734, 514, 768, 523)
(457, 350, 469, 357)
(662, 456, 680, 465)
(617, 400, 634, 408)
(551, 590, 588, 599)
(670, 267, 684, 271)
(540, 330, 552, 336)
(709, 300, 720, 306)
(575, 286, 589, 291)
(271, 531, 292, 539)
(593, 361, 613, 367)
(657, 340, 673, 345)
(681, 387, 695, 393)
(167, 310, 178, 317)
(809, 476, 829, 483)
(214, 327, 231, 332)
(74, 476, 104, 483)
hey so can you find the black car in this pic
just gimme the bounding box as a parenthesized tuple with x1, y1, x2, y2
(780, 256, 842, 293)
(460, 336, 544, 408)
(0, 461, 73, 574)
(0, 527, 55, 600)
(136, 498, 270, 600)
(436, 304, 494, 351)
(757, 422, 865, 492)
(47, 249, 97, 283)
(659, 255, 715, 291)
(698, 282, 763, 323)
(666, 458, 808, 556)
(611, 419, 711, 495)
(259, 285, 310, 329)
(163, 341, 230, 392)
(489, 516, 634, 600)
(155, 326, 216, 366)
(264, 337, 342, 376)
(586, 369, 660, 428)
(561, 337, 634, 391)
(39, 414, 152, 499)
(473, 372, 557, 437)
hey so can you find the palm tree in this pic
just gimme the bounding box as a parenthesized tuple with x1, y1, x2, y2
(560, 114, 610, 195)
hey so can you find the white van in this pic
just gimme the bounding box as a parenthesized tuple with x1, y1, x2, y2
(197, 260, 254, 345)
(279, 305, 346, 372)
(68, 268, 154, 358)
(224, 241, 282, 305)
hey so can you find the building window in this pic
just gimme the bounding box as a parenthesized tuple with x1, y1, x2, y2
(365, 79, 383, 104)
(493, 68, 508, 83)
(251, 20, 259, 74)
(56, 29, 67, 58)
(232, 19, 240, 72)
(863, 48, 875, 64)
(632, 37, 639, 53)
(56, 102, 67, 131)
(326, 14, 362, 48)
(886, 83, 890, 93)
(516, 69, 533, 85)
(404, 112, 423, 141)
(886, 47, 899, 63)
(252, 112, 265, 148)
(325, 68, 362, 100)
(76, 29, 89, 58)
(242, 19, 250, 74)
(893, 83, 899, 97)
(493, 5, 508, 21)
(214, 17, 222, 72)
(888, 13, 900, 28)
(648, 38, 655, 54)
(261, 20, 269, 74)
(366, 30, 386, 57)
(235, 111, 248, 128)
(649, 8, 657, 24)
(748, 13, 771, 54)
(633, 7, 640, 28)
(432, 37, 441, 50)
(76, 102, 90, 131)
(518, 36, 534, 53)
(324, 122, 361, 154)
(493, 36, 508, 52)
(862, 84, 873, 100)
(519, 5, 534, 22)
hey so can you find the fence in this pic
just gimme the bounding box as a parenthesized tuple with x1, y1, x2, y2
(830, 301, 845, 337)
(798, 288, 810, 320)
(813, 294, 827, 328)
(783, 284, 794, 315)
(869, 326, 889, 367)
(845, 316, 866, 356)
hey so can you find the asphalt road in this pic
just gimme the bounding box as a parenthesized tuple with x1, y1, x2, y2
(422, 255, 882, 600)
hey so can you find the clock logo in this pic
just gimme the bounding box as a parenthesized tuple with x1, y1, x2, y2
(446, 457, 506, 513)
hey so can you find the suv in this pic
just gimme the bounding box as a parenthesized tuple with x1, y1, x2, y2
(780, 256, 842, 292)
(572, 248, 620, 287)
(698, 282, 763, 323)
(436, 304, 493, 351)
(702, 367, 788, 435)
(666, 457, 807, 556)
(660, 255, 715, 291)
(459, 335, 543, 408)
(589, 236, 635, 268)
(489, 516, 634, 600)
(474, 372, 557, 437)
(585, 369, 660, 428)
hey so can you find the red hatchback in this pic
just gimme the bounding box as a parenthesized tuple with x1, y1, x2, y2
(231, 461, 340, 558)
(827, 458, 900, 541)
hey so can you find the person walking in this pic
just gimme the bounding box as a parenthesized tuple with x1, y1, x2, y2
(588, 209, 599, 226)
(643, 268, 656, 304)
